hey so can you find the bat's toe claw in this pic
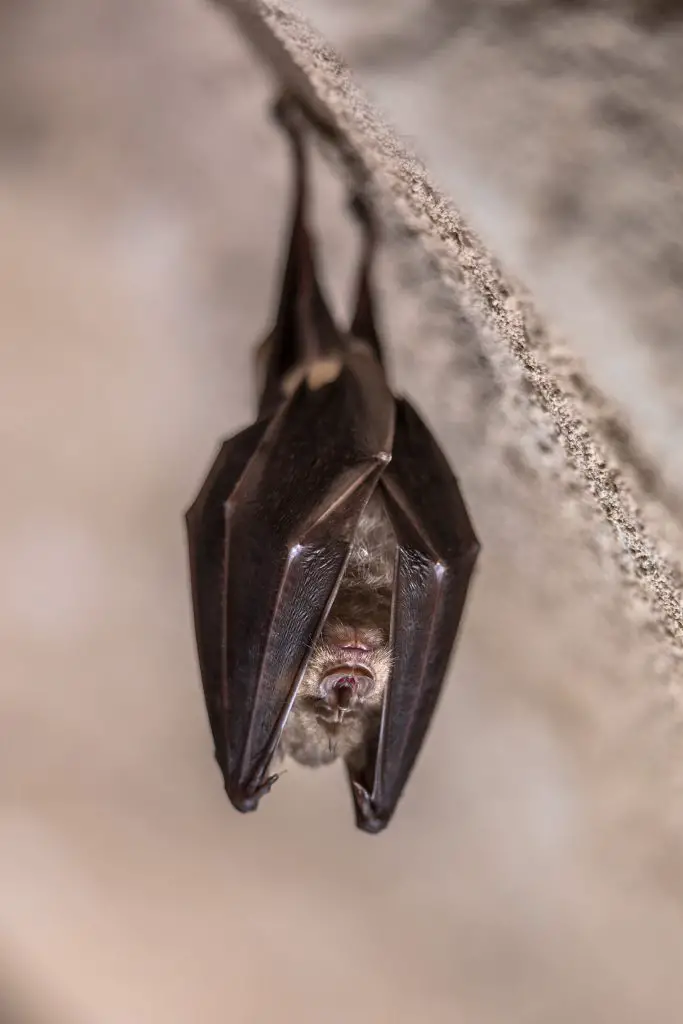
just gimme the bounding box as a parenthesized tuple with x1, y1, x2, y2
(255, 772, 281, 798)
(271, 91, 305, 134)
(349, 191, 369, 223)
(351, 781, 388, 834)
(349, 191, 379, 245)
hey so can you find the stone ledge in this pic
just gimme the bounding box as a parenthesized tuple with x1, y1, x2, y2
(213, 0, 683, 674)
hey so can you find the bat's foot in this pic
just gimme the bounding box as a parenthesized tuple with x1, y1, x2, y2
(349, 191, 379, 248)
(271, 91, 307, 138)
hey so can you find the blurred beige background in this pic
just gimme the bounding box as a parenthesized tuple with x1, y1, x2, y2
(3, 1, 683, 1022)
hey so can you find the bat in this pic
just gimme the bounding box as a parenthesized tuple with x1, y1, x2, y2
(185, 95, 480, 833)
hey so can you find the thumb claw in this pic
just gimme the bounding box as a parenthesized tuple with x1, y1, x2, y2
(255, 772, 281, 799)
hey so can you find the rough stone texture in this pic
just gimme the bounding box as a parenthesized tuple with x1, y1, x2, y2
(300, 0, 683, 538)
(2, 1, 683, 1022)
(237, 0, 683, 650)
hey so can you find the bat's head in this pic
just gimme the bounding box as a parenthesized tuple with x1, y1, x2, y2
(279, 584, 392, 769)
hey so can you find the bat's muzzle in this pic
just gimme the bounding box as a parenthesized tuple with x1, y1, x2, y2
(322, 665, 373, 703)
(317, 666, 374, 722)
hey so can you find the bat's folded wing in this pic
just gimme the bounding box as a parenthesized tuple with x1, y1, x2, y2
(186, 349, 394, 813)
(186, 420, 269, 799)
(351, 398, 480, 833)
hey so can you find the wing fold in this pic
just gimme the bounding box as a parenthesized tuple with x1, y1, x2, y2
(187, 349, 395, 812)
(350, 398, 480, 833)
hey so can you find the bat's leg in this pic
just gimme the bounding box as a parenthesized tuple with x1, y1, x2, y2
(258, 94, 345, 417)
(271, 92, 313, 354)
(349, 191, 384, 368)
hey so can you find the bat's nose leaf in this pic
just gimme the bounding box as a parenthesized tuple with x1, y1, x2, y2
(335, 682, 353, 709)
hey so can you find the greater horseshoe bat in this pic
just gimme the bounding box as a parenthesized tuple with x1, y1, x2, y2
(185, 96, 480, 833)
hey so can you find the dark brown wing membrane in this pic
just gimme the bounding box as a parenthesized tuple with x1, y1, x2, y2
(187, 347, 394, 813)
(350, 398, 480, 833)
(186, 420, 269, 782)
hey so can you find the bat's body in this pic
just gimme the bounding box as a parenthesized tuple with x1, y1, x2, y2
(186, 98, 480, 833)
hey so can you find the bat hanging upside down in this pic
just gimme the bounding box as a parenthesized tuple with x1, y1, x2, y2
(185, 95, 480, 833)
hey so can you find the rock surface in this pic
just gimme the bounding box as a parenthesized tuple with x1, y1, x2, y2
(2, 1, 683, 1022)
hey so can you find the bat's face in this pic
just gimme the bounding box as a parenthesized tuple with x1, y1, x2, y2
(279, 504, 395, 770)
(279, 613, 391, 768)
(279, 496, 395, 769)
